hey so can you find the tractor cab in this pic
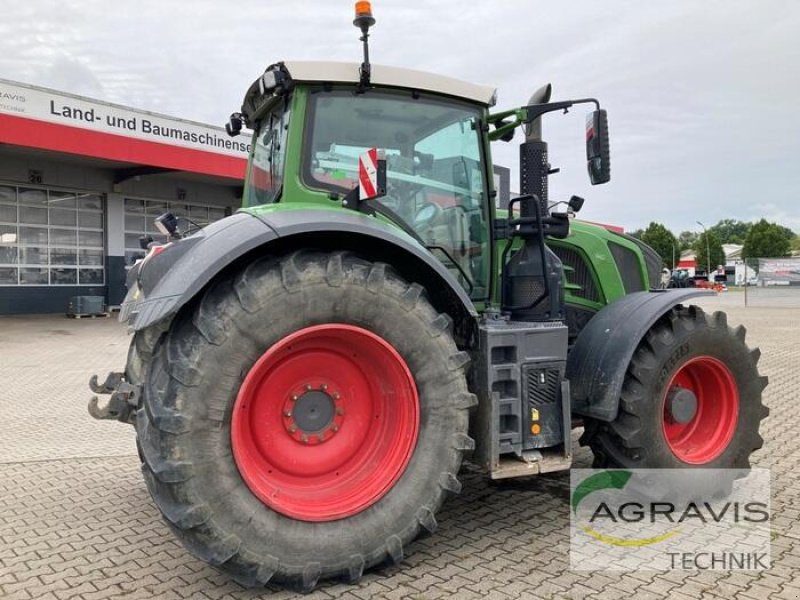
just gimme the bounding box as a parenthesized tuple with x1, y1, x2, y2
(228, 60, 498, 299)
(226, 3, 611, 314)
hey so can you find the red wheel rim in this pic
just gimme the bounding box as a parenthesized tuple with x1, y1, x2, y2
(231, 324, 419, 521)
(661, 355, 739, 464)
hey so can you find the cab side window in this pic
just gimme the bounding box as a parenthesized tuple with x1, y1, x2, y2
(246, 104, 291, 206)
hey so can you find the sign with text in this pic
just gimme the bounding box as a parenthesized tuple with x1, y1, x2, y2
(757, 258, 800, 284)
(570, 468, 771, 571)
(0, 78, 251, 158)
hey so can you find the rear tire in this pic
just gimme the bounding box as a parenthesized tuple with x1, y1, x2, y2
(126, 321, 168, 386)
(125, 322, 168, 425)
(133, 250, 475, 591)
(580, 305, 768, 469)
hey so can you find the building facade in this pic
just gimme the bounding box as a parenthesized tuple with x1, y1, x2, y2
(0, 79, 249, 314)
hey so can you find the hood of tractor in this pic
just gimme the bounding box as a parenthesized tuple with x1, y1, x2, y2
(241, 60, 496, 124)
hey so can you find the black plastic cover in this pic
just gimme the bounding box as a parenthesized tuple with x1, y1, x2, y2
(121, 209, 478, 332)
(470, 318, 569, 471)
(567, 289, 713, 421)
(122, 213, 275, 330)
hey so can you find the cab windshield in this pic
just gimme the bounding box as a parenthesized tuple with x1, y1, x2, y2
(303, 89, 490, 299)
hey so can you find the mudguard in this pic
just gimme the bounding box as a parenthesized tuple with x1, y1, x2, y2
(566, 289, 713, 421)
(120, 209, 478, 331)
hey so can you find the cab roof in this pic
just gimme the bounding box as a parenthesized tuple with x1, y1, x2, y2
(285, 61, 496, 105)
(241, 60, 496, 123)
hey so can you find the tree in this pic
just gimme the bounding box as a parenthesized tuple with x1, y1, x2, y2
(708, 219, 751, 245)
(677, 230, 698, 251)
(743, 219, 792, 258)
(777, 225, 797, 241)
(693, 230, 725, 272)
(640, 222, 679, 269)
(791, 237, 800, 255)
(628, 228, 644, 240)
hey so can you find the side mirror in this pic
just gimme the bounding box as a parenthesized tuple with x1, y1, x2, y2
(225, 112, 243, 137)
(568, 195, 585, 213)
(586, 109, 610, 185)
(154, 212, 180, 239)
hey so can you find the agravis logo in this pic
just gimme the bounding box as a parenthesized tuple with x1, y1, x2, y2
(570, 468, 771, 570)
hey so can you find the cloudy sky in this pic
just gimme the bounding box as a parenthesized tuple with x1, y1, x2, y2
(1, 1, 798, 233)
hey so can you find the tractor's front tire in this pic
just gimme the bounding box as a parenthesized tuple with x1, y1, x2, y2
(134, 251, 475, 591)
(581, 305, 768, 469)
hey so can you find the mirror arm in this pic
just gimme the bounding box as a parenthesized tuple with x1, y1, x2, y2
(487, 108, 525, 142)
(486, 107, 521, 122)
(488, 98, 601, 142)
(521, 98, 600, 124)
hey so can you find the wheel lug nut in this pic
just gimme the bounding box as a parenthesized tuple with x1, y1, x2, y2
(291, 395, 298, 402)
(305, 384, 312, 391)
(288, 425, 297, 433)
(321, 384, 328, 391)
(301, 434, 309, 444)
(336, 407, 345, 416)
(284, 410, 292, 417)
(332, 424, 339, 432)
(333, 392, 340, 400)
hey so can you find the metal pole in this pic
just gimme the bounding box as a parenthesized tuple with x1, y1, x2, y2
(697, 221, 709, 280)
(744, 255, 748, 307)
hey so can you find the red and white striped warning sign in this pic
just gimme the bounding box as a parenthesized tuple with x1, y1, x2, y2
(358, 147, 385, 200)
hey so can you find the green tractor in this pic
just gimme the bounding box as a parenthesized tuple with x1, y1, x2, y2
(89, 3, 767, 591)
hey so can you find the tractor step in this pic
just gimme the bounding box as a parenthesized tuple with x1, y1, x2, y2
(489, 449, 572, 480)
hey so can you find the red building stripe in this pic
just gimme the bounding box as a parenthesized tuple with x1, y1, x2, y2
(0, 113, 247, 180)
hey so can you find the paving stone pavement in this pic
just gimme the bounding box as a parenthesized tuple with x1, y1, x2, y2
(1, 296, 798, 600)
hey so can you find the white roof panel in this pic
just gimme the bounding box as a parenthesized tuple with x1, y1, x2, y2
(282, 60, 496, 106)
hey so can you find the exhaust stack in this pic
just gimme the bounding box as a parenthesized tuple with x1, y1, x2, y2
(520, 83, 553, 216)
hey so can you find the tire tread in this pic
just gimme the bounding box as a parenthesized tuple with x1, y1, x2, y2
(133, 250, 473, 589)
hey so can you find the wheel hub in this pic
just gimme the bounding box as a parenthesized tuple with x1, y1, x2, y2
(666, 386, 698, 424)
(293, 390, 335, 432)
(282, 384, 344, 444)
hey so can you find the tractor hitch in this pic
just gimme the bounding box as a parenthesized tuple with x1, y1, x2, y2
(88, 371, 140, 424)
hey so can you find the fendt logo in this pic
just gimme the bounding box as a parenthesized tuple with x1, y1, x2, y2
(569, 469, 771, 570)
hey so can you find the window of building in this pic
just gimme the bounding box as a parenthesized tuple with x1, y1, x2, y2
(0, 185, 104, 286)
(123, 198, 228, 266)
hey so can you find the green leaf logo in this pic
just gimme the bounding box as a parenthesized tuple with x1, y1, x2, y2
(572, 470, 680, 547)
